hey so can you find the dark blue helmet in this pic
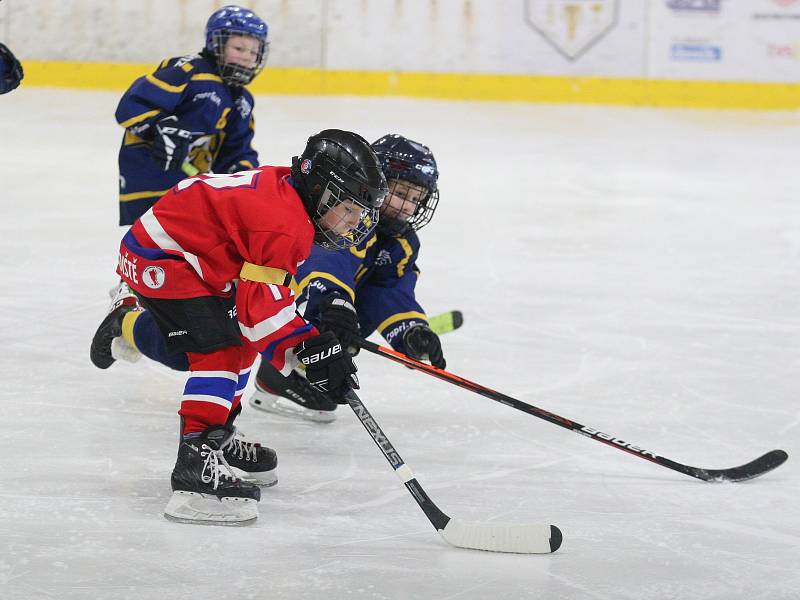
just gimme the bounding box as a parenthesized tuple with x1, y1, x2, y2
(292, 129, 388, 250)
(372, 134, 439, 236)
(0, 43, 24, 95)
(205, 5, 269, 86)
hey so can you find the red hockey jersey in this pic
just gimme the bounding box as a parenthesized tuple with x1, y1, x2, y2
(117, 166, 318, 373)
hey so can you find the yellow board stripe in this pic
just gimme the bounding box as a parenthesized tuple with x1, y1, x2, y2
(120, 189, 170, 202)
(239, 262, 288, 284)
(119, 108, 161, 129)
(291, 271, 355, 303)
(19, 61, 800, 110)
(145, 73, 186, 93)
(377, 311, 428, 335)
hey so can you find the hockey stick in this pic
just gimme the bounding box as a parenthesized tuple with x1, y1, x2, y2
(181, 161, 200, 176)
(344, 389, 562, 554)
(356, 339, 788, 483)
(428, 310, 464, 336)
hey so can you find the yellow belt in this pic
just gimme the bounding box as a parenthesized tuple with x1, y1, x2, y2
(239, 262, 288, 285)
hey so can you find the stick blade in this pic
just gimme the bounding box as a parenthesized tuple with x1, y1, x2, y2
(695, 449, 789, 482)
(428, 310, 464, 335)
(439, 519, 562, 554)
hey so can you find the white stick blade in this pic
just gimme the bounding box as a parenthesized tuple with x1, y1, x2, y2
(439, 519, 562, 554)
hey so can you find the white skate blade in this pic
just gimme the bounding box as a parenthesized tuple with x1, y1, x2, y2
(249, 392, 336, 423)
(110, 337, 141, 363)
(231, 466, 278, 487)
(163, 491, 258, 526)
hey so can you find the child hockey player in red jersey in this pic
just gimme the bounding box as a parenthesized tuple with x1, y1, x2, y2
(249, 134, 446, 423)
(90, 129, 388, 525)
(115, 5, 268, 226)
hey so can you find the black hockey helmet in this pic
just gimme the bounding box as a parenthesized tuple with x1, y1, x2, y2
(291, 129, 388, 249)
(371, 134, 439, 237)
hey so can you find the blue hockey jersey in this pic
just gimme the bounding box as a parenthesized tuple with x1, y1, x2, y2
(115, 53, 259, 225)
(291, 229, 429, 351)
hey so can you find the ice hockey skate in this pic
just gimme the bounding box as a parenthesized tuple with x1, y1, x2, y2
(249, 367, 338, 423)
(90, 281, 142, 369)
(165, 425, 261, 526)
(224, 430, 278, 487)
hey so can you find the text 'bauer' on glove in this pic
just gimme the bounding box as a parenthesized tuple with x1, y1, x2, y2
(318, 296, 361, 356)
(402, 324, 446, 370)
(294, 331, 359, 403)
(151, 115, 198, 172)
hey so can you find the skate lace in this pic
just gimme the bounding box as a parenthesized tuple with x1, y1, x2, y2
(227, 437, 259, 462)
(200, 445, 239, 489)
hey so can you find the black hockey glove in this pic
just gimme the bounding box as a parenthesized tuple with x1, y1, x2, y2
(151, 116, 195, 172)
(318, 296, 361, 355)
(0, 43, 24, 95)
(295, 331, 359, 403)
(402, 324, 446, 370)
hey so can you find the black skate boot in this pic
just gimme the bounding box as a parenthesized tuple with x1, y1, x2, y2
(164, 424, 261, 526)
(249, 361, 338, 423)
(224, 434, 278, 487)
(222, 404, 278, 486)
(90, 282, 141, 369)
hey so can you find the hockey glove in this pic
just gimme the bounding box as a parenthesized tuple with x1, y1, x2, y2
(0, 43, 23, 95)
(151, 116, 195, 172)
(402, 324, 446, 370)
(318, 296, 361, 356)
(295, 331, 359, 403)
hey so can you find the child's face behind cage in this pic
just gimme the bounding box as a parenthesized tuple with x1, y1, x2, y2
(382, 179, 427, 222)
(223, 34, 261, 69)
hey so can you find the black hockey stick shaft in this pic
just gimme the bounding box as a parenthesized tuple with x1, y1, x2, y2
(344, 389, 450, 531)
(357, 339, 787, 482)
(343, 389, 562, 553)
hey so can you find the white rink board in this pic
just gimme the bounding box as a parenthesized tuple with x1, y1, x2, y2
(649, 0, 800, 82)
(2, 0, 799, 82)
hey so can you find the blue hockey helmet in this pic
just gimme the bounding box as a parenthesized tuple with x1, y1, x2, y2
(0, 43, 24, 95)
(371, 134, 440, 236)
(205, 5, 269, 86)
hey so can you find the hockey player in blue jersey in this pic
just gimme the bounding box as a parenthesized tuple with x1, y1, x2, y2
(115, 5, 268, 226)
(248, 134, 446, 422)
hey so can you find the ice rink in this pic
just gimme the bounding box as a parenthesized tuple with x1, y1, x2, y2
(0, 88, 798, 599)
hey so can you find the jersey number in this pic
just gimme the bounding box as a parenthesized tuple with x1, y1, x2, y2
(176, 170, 259, 192)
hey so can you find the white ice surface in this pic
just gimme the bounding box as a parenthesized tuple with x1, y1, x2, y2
(0, 89, 798, 599)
